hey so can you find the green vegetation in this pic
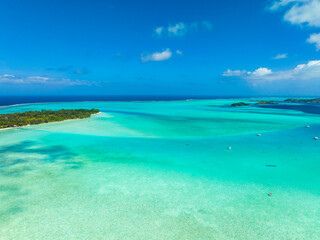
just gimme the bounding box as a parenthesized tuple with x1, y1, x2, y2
(231, 97, 320, 107)
(282, 98, 320, 103)
(231, 100, 278, 107)
(255, 100, 278, 105)
(0, 109, 100, 129)
(230, 102, 251, 107)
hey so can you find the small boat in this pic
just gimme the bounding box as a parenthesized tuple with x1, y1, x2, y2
(257, 133, 261, 136)
(314, 137, 319, 140)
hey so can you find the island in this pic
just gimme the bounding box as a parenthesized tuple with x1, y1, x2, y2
(231, 100, 278, 107)
(0, 109, 100, 129)
(230, 98, 320, 107)
(282, 98, 320, 103)
(255, 100, 278, 105)
(230, 102, 251, 107)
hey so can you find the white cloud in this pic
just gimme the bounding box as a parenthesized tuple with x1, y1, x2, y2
(307, 32, 320, 50)
(272, 53, 288, 59)
(270, 0, 306, 10)
(3, 74, 15, 78)
(141, 48, 172, 62)
(270, 0, 320, 27)
(154, 26, 164, 36)
(270, 1, 320, 52)
(168, 22, 187, 36)
(0, 74, 95, 86)
(154, 21, 212, 37)
(251, 67, 273, 76)
(176, 50, 183, 55)
(222, 69, 248, 77)
(222, 60, 320, 82)
(27, 76, 50, 81)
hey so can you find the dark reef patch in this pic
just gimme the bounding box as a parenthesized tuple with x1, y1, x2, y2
(257, 104, 320, 115)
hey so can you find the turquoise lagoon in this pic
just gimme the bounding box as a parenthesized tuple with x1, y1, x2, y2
(0, 99, 320, 239)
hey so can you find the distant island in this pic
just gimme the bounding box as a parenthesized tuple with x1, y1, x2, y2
(0, 109, 100, 129)
(282, 98, 320, 103)
(230, 102, 251, 107)
(231, 98, 320, 107)
(255, 100, 278, 105)
(231, 100, 277, 107)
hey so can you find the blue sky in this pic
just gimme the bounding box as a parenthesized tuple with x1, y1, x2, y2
(0, 0, 320, 96)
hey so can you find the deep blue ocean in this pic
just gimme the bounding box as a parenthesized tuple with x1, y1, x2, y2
(257, 103, 320, 114)
(0, 96, 253, 106)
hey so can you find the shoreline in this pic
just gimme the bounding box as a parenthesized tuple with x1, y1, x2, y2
(0, 112, 102, 132)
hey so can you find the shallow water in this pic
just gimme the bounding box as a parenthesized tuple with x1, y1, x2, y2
(0, 99, 320, 239)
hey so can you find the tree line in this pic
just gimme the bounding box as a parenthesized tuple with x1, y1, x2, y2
(0, 108, 100, 129)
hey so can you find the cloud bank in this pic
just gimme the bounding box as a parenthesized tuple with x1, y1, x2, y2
(223, 60, 320, 82)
